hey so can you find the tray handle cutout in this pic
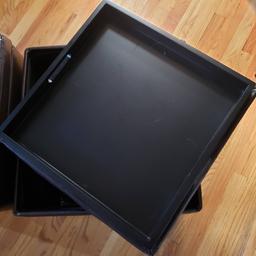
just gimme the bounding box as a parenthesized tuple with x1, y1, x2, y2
(48, 54, 72, 84)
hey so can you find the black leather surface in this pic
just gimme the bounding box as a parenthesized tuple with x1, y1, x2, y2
(0, 34, 23, 206)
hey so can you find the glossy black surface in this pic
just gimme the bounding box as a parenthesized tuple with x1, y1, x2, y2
(1, 3, 254, 254)
(12, 15, 246, 234)
(185, 186, 202, 213)
(15, 159, 84, 216)
(23, 47, 64, 94)
(15, 47, 86, 216)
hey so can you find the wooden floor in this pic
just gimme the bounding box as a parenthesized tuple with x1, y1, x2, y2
(0, 0, 256, 255)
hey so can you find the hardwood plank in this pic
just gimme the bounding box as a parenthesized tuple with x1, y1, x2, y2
(0, 0, 34, 35)
(174, 0, 219, 45)
(10, 0, 50, 46)
(162, 0, 191, 33)
(221, 5, 256, 75)
(197, 173, 255, 256)
(197, 0, 248, 60)
(16, 0, 101, 52)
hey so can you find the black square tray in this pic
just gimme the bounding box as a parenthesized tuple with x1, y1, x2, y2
(18, 45, 202, 216)
(0, 1, 255, 254)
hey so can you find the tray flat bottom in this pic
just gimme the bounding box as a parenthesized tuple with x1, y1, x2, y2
(12, 23, 240, 235)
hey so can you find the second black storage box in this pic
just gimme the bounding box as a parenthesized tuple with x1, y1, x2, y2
(14, 46, 87, 216)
